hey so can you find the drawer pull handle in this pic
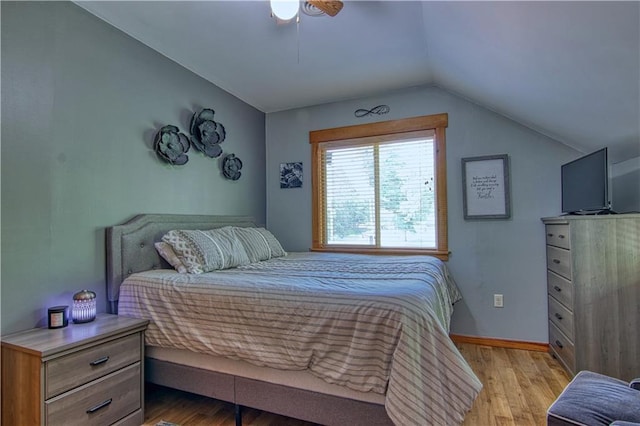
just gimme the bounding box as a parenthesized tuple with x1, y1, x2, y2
(555, 340, 564, 349)
(554, 286, 562, 292)
(555, 313, 563, 320)
(547, 233, 554, 237)
(558, 235, 565, 239)
(89, 356, 110, 366)
(552, 259, 561, 264)
(86, 398, 112, 414)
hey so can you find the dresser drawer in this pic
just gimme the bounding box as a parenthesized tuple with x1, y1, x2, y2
(45, 362, 141, 426)
(46, 333, 141, 398)
(547, 270, 573, 309)
(548, 296, 574, 340)
(546, 246, 572, 280)
(549, 322, 575, 375)
(545, 224, 570, 249)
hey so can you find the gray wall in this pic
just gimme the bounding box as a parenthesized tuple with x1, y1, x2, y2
(1, 2, 266, 334)
(265, 86, 579, 343)
(612, 157, 640, 213)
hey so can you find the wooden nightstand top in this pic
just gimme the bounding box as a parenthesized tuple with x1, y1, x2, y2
(1, 314, 148, 359)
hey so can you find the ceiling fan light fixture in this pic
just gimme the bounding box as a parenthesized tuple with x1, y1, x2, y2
(270, 0, 300, 21)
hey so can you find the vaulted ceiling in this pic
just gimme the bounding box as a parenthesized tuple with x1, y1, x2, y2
(75, 1, 640, 162)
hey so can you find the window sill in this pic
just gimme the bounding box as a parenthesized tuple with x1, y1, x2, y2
(310, 246, 450, 261)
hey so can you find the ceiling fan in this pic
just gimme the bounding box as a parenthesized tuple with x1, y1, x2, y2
(270, 0, 344, 21)
(305, 0, 344, 17)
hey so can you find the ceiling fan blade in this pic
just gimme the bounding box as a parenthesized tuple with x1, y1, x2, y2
(308, 0, 344, 17)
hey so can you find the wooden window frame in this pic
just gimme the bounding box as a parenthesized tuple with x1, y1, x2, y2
(309, 113, 449, 260)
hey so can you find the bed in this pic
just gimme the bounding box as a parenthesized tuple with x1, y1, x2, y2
(106, 214, 482, 426)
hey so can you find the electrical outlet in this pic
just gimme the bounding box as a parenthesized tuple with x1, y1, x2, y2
(494, 294, 504, 308)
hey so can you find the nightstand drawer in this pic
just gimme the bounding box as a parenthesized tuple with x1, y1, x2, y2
(46, 333, 141, 398)
(45, 362, 141, 426)
(546, 246, 572, 280)
(545, 224, 570, 249)
(547, 270, 573, 309)
(548, 295, 574, 340)
(549, 322, 575, 375)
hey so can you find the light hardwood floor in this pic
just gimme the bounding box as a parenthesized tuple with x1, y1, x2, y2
(143, 343, 570, 426)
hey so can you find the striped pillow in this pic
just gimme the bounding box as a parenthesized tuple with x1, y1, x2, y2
(161, 227, 250, 274)
(233, 227, 287, 263)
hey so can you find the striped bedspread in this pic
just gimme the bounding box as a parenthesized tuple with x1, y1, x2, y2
(118, 252, 482, 425)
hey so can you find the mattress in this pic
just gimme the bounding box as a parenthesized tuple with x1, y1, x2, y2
(118, 251, 482, 425)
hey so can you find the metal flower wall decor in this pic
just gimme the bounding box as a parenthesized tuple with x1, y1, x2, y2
(189, 108, 226, 158)
(153, 107, 242, 180)
(222, 153, 243, 181)
(154, 125, 190, 165)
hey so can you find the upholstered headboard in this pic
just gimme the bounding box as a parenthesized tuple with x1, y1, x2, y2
(106, 214, 258, 313)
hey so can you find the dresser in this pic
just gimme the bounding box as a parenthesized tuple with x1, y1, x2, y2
(542, 214, 640, 382)
(1, 313, 149, 426)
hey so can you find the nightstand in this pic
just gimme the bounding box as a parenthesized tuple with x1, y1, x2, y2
(1, 313, 149, 426)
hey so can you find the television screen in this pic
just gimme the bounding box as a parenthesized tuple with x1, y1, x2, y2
(561, 148, 609, 214)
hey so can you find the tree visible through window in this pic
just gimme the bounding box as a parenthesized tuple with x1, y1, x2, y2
(310, 114, 449, 259)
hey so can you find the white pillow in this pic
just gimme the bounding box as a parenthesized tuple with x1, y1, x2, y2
(154, 241, 187, 273)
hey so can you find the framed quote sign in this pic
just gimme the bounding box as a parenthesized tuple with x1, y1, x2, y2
(462, 154, 511, 220)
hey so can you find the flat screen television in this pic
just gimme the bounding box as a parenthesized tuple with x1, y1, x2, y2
(561, 147, 610, 214)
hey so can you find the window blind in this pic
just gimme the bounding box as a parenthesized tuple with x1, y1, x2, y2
(320, 131, 437, 248)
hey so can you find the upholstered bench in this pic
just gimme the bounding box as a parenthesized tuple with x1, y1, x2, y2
(547, 371, 640, 426)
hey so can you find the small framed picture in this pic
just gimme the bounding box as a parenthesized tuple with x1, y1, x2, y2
(462, 154, 511, 220)
(280, 162, 303, 189)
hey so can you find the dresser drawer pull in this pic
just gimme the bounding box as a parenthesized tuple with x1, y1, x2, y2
(86, 398, 112, 414)
(89, 356, 110, 366)
(554, 313, 563, 320)
(553, 286, 562, 292)
(555, 340, 564, 349)
(547, 233, 554, 237)
(558, 234, 566, 239)
(552, 259, 561, 264)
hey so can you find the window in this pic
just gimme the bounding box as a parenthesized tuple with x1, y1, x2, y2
(310, 113, 449, 260)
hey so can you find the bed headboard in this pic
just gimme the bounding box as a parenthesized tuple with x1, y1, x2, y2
(106, 214, 258, 313)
